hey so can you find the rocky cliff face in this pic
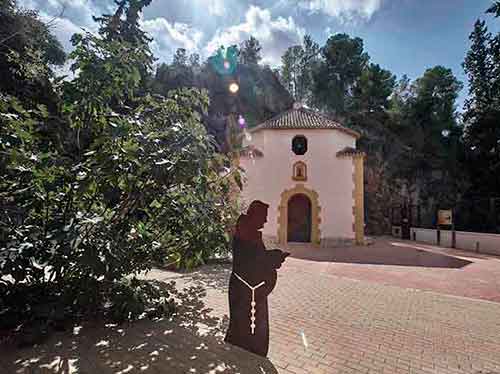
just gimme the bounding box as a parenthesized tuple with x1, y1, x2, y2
(200, 64, 294, 150)
(353, 118, 404, 235)
(353, 114, 462, 235)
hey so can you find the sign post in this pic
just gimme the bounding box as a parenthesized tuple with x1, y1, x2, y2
(451, 208, 456, 248)
(437, 209, 453, 247)
(438, 209, 453, 226)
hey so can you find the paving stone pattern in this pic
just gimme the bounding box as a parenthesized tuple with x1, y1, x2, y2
(3, 241, 500, 374)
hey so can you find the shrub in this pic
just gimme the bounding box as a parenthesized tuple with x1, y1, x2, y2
(0, 1, 238, 342)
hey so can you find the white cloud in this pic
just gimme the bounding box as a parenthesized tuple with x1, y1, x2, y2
(46, 16, 87, 52)
(18, 1, 307, 67)
(19, 0, 99, 29)
(18, 0, 102, 52)
(142, 18, 204, 63)
(299, 0, 383, 22)
(205, 5, 305, 67)
(206, 0, 225, 16)
(19, 0, 205, 64)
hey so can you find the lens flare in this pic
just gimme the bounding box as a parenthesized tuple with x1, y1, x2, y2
(238, 115, 246, 128)
(229, 82, 239, 94)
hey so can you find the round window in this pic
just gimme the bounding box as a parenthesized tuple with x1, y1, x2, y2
(292, 135, 308, 155)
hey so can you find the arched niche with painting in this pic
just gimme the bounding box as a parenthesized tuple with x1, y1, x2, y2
(292, 161, 307, 181)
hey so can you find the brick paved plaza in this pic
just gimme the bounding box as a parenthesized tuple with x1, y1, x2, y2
(3, 239, 500, 374)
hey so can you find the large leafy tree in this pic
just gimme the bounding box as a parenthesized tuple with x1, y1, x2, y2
(313, 33, 369, 115)
(1, 0, 235, 339)
(0, 1, 65, 107)
(93, 0, 153, 86)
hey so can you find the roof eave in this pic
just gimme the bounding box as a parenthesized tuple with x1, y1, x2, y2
(248, 125, 361, 139)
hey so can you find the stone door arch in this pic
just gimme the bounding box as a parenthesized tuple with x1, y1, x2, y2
(278, 184, 321, 245)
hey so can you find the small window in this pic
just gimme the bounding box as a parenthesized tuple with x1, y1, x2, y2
(293, 161, 307, 181)
(292, 135, 308, 155)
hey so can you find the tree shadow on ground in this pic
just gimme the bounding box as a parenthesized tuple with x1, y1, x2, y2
(187, 264, 232, 293)
(1, 281, 278, 374)
(283, 241, 473, 268)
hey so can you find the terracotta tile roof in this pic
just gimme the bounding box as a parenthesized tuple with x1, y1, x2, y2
(249, 106, 360, 139)
(336, 147, 366, 158)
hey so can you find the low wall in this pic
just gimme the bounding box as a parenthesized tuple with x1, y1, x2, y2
(410, 228, 500, 256)
(262, 235, 356, 248)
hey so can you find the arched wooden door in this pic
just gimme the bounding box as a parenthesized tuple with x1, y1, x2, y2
(287, 194, 312, 243)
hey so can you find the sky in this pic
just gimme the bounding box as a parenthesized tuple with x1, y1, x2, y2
(19, 0, 500, 110)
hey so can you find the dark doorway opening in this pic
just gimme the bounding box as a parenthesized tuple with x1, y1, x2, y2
(287, 194, 312, 243)
(391, 203, 421, 240)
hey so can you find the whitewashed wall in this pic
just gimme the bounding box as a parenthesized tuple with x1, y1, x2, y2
(240, 128, 356, 241)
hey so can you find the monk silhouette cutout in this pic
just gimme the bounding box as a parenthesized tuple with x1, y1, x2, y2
(224, 200, 290, 357)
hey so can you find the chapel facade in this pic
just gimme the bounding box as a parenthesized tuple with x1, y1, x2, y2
(237, 103, 366, 247)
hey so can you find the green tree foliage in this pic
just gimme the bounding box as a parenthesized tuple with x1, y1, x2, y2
(0, 1, 65, 107)
(353, 66, 464, 231)
(413, 67, 463, 132)
(399, 67, 463, 188)
(276, 31, 467, 231)
(463, 18, 500, 196)
(239, 36, 262, 65)
(313, 33, 369, 115)
(152, 49, 200, 94)
(487, 1, 500, 17)
(1, 0, 236, 340)
(389, 75, 412, 119)
(93, 0, 154, 86)
(352, 63, 396, 113)
(280, 35, 320, 104)
(189, 52, 201, 68)
(281, 45, 303, 97)
(463, 21, 493, 110)
(173, 47, 188, 66)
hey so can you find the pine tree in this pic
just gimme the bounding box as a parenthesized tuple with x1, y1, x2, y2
(172, 48, 188, 66)
(313, 33, 370, 115)
(463, 19, 500, 196)
(93, 0, 154, 81)
(239, 36, 262, 65)
(487, 1, 500, 17)
(463, 20, 492, 113)
(280, 35, 320, 104)
(281, 45, 304, 100)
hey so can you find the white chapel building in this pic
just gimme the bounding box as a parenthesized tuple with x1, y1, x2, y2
(237, 103, 366, 247)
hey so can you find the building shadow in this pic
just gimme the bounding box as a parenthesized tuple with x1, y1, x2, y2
(282, 241, 473, 268)
(2, 281, 278, 374)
